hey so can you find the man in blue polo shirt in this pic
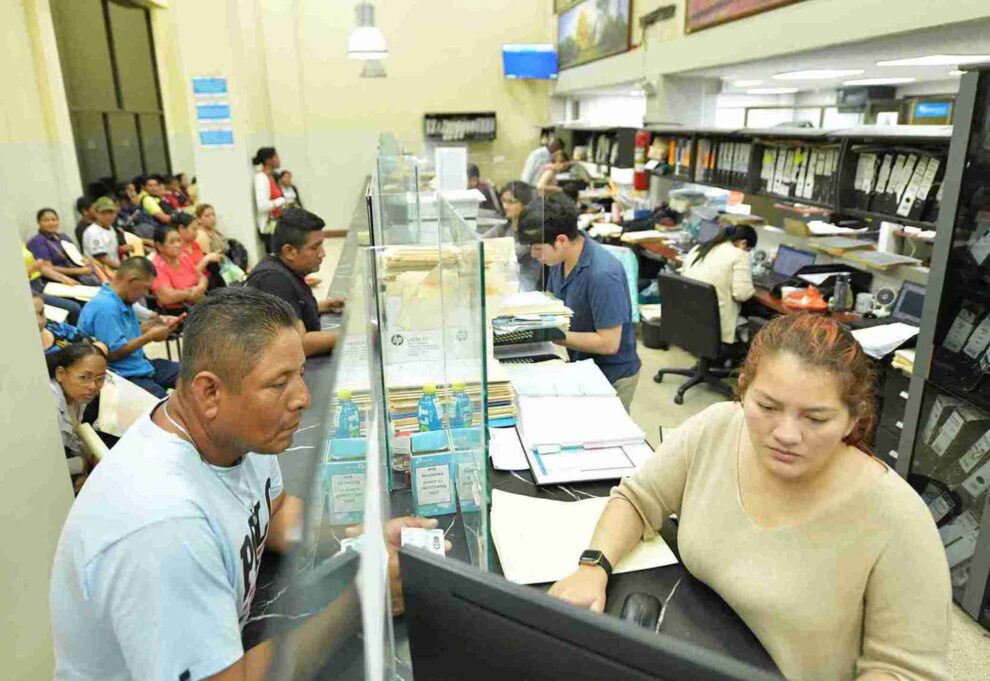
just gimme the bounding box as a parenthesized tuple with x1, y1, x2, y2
(78, 257, 182, 398)
(518, 196, 641, 410)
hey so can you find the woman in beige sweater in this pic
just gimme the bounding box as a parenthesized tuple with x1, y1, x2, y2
(680, 224, 757, 344)
(550, 314, 951, 681)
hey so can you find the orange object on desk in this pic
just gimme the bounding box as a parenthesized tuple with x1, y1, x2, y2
(782, 285, 828, 312)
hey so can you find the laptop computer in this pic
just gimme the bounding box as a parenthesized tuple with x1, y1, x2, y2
(850, 281, 927, 329)
(753, 245, 817, 290)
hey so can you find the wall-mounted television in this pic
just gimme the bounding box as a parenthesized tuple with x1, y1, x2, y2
(502, 44, 558, 80)
(914, 101, 952, 119)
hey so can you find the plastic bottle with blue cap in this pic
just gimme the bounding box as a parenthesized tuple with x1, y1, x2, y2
(417, 384, 444, 432)
(448, 381, 474, 429)
(336, 389, 361, 439)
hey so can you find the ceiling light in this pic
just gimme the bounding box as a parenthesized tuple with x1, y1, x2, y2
(949, 70, 965, 77)
(876, 54, 990, 67)
(843, 77, 915, 86)
(730, 80, 764, 87)
(747, 87, 798, 95)
(348, 3, 388, 60)
(773, 69, 864, 80)
(360, 59, 387, 78)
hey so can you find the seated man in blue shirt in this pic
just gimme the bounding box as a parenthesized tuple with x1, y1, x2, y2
(78, 257, 182, 398)
(518, 196, 641, 411)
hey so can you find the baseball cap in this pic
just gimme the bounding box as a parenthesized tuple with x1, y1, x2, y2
(92, 196, 117, 213)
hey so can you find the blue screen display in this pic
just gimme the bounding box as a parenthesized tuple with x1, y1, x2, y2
(503, 44, 558, 80)
(914, 101, 952, 119)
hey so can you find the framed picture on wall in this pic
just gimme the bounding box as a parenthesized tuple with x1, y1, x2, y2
(686, 0, 805, 33)
(558, 0, 631, 71)
(554, 0, 583, 13)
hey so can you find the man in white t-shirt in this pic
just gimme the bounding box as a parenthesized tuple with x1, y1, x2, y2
(520, 138, 562, 187)
(82, 196, 125, 270)
(51, 286, 439, 681)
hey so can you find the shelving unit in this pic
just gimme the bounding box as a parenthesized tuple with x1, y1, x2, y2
(424, 112, 497, 142)
(895, 66, 990, 630)
(548, 124, 638, 173)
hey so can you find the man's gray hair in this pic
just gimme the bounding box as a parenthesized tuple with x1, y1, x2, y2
(178, 287, 299, 389)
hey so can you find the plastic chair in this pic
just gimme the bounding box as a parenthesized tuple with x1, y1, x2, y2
(653, 272, 735, 404)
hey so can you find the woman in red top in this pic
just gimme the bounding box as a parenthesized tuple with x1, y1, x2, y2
(151, 224, 207, 311)
(174, 213, 223, 273)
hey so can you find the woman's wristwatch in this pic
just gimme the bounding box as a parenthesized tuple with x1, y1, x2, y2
(579, 549, 613, 579)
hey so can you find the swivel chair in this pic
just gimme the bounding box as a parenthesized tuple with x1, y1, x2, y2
(653, 272, 736, 405)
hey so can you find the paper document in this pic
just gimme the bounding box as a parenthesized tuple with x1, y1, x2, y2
(494, 341, 561, 360)
(508, 359, 616, 398)
(852, 322, 920, 359)
(44, 305, 69, 323)
(43, 283, 101, 301)
(797, 271, 846, 286)
(491, 490, 678, 585)
(122, 231, 145, 257)
(61, 240, 87, 266)
(489, 427, 529, 471)
(807, 220, 869, 236)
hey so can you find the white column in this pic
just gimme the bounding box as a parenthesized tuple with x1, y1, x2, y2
(646, 75, 722, 127)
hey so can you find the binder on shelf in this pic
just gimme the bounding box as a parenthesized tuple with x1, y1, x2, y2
(870, 154, 894, 212)
(909, 155, 942, 222)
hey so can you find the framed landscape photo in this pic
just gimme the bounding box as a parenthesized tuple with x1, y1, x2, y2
(686, 0, 804, 33)
(558, 0, 631, 70)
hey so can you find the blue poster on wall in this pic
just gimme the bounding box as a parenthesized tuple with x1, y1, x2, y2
(192, 76, 234, 148)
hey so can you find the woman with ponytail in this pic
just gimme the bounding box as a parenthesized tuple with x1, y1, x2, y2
(680, 223, 758, 344)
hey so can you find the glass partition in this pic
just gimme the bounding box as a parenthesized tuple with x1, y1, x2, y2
(365, 192, 491, 572)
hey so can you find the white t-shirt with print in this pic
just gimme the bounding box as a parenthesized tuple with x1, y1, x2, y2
(82, 223, 120, 267)
(50, 405, 283, 681)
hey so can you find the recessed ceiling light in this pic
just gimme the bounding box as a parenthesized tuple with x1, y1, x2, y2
(773, 69, 864, 80)
(730, 80, 764, 87)
(843, 77, 916, 86)
(949, 70, 965, 77)
(747, 87, 799, 95)
(877, 54, 990, 67)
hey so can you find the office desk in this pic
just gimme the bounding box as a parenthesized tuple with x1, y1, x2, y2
(487, 466, 781, 676)
(752, 286, 862, 325)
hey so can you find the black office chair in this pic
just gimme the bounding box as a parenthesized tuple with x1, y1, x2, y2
(653, 272, 735, 405)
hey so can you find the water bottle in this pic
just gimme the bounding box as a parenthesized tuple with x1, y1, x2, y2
(833, 273, 853, 312)
(448, 382, 474, 429)
(417, 384, 443, 432)
(336, 389, 361, 438)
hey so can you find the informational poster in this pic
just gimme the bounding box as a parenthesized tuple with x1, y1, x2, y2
(686, 0, 805, 33)
(192, 76, 234, 148)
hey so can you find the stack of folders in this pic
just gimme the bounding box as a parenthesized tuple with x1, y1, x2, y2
(516, 394, 649, 485)
(760, 145, 840, 204)
(851, 149, 944, 221)
(694, 138, 752, 187)
(892, 349, 915, 375)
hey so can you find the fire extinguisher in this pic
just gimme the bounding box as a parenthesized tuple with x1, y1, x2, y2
(633, 129, 650, 191)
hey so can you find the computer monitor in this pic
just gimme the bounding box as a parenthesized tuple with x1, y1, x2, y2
(891, 281, 927, 326)
(502, 44, 558, 80)
(399, 548, 783, 681)
(698, 219, 721, 244)
(771, 245, 816, 277)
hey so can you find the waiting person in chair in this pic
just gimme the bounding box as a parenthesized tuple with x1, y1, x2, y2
(245, 207, 344, 357)
(548, 313, 951, 681)
(680, 224, 757, 346)
(518, 196, 641, 411)
(78, 257, 183, 399)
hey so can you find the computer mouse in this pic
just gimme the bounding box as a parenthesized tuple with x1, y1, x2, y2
(619, 592, 662, 630)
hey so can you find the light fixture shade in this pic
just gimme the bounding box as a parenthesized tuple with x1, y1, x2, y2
(360, 59, 387, 78)
(348, 26, 388, 60)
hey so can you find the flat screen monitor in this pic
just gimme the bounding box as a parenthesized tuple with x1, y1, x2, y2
(698, 219, 721, 244)
(502, 44, 558, 80)
(399, 547, 783, 681)
(772, 245, 816, 277)
(892, 281, 927, 326)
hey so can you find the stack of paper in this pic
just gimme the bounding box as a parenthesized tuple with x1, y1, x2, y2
(851, 322, 920, 359)
(892, 348, 915, 374)
(504, 359, 616, 398)
(516, 395, 644, 450)
(494, 291, 572, 317)
(491, 489, 678, 585)
(807, 237, 876, 256)
(619, 230, 670, 245)
(330, 334, 515, 436)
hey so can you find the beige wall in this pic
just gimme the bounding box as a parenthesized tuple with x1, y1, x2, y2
(156, 0, 553, 237)
(556, 0, 990, 94)
(0, 12, 77, 673)
(2, 0, 82, 241)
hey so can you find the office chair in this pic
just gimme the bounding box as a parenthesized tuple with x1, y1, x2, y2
(653, 272, 736, 405)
